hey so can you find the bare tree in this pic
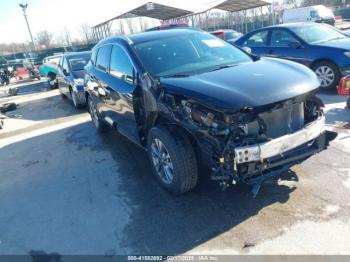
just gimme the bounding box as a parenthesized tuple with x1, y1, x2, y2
(36, 30, 53, 49)
(63, 27, 72, 46)
(125, 18, 134, 34)
(138, 17, 149, 32)
(118, 20, 125, 34)
(80, 23, 93, 44)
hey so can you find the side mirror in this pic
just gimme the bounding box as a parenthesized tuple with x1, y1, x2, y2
(63, 69, 69, 76)
(288, 41, 302, 48)
(242, 46, 252, 54)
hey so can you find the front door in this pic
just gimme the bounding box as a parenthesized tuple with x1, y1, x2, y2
(268, 29, 312, 67)
(57, 57, 70, 95)
(107, 44, 139, 144)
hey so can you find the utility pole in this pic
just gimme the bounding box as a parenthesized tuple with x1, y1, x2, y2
(19, 3, 36, 51)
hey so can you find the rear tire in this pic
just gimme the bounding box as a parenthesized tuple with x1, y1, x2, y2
(147, 126, 198, 194)
(87, 96, 109, 133)
(312, 61, 340, 90)
(47, 73, 57, 89)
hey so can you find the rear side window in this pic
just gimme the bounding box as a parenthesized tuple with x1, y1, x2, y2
(109, 45, 134, 84)
(243, 30, 268, 47)
(96, 45, 111, 71)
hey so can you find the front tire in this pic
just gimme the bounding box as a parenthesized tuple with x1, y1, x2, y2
(147, 126, 198, 194)
(313, 61, 340, 90)
(87, 96, 109, 133)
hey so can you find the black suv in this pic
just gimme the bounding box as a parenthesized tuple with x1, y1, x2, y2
(85, 28, 333, 195)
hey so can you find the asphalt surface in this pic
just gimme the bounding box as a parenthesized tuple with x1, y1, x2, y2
(0, 80, 350, 255)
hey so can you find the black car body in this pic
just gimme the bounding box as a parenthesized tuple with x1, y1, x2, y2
(57, 52, 91, 108)
(235, 23, 350, 90)
(85, 29, 333, 195)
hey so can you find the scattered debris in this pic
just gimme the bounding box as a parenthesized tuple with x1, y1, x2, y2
(243, 242, 255, 249)
(0, 103, 17, 113)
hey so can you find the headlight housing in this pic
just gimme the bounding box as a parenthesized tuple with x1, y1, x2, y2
(344, 51, 350, 58)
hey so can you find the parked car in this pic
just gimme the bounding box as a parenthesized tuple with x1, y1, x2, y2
(335, 7, 350, 22)
(85, 28, 333, 195)
(56, 52, 91, 108)
(210, 29, 243, 44)
(235, 22, 350, 90)
(38, 54, 62, 88)
(283, 5, 335, 25)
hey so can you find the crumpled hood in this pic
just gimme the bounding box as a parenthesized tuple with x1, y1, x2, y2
(313, 37, 350, 50)
(160, 57, 319, 110)
(71, 70, 85, 79)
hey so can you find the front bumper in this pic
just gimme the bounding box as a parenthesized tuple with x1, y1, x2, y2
(234, 116, 325, 164)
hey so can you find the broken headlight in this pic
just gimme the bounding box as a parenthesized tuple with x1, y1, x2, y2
(181, 100, 221, 129)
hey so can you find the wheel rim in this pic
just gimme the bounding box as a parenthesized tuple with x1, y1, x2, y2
(315, 65, 335, 88)
(150, 138, 174, 185)
(88, 98, 99, 127)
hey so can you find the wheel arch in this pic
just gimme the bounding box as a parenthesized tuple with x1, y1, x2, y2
(310, 58, 338, 70)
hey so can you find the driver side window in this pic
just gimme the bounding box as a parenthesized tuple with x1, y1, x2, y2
(109, 45, 134, 84)
(271, 29, 298, 47)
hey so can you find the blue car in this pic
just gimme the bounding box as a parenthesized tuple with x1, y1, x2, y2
(57, 51, 91, 108)
(235, 23, 350, 90)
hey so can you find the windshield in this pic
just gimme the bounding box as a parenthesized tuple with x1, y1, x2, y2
(134, 32, 252, 77)
(68, 55, 90, 71)
(291, 24, 346, 44)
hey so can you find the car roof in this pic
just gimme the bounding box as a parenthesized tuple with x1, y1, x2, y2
(264, 22, 323, 30)
(63, 51, 91, 59)
(95, 28, 203, 47)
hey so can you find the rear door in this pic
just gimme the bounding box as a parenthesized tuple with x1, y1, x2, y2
(241, 29, 270, 56)
(91, 45, 114, 122)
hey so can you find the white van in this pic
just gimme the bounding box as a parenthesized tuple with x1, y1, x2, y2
(283, 5, 335, 25)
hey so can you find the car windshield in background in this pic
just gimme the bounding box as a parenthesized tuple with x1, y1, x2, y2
(291, 24, 346, 44)
(134, 32, 252, 78)
(225, 32, 240, 40)
(69, 56, 90, 71)
(48, 57, 60, 65)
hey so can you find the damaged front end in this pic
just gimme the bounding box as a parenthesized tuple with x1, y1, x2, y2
(160, 92, 336, 196)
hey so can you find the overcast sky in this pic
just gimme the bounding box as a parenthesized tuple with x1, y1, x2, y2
(0, 0, 272, 44)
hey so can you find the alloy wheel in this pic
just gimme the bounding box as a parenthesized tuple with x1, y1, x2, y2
(88, 98, 99, 127)
(150, 138, 174, 185)
(315, 65, 335, 88)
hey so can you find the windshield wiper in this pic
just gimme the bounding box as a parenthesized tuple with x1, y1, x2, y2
(209, 64, 238, 72)
(163, 73, 191, 78)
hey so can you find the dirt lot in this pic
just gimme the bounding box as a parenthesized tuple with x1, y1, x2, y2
(0, 80, 350, 255)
